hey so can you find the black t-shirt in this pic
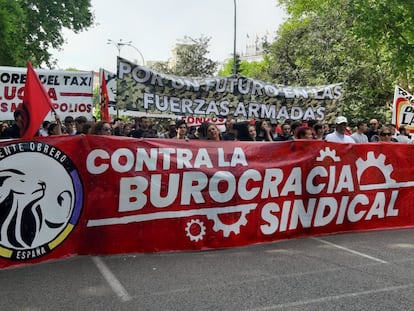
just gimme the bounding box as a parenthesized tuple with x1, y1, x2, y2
(274, 134, 292, 141)
(366, 129, 379, 142)
(1, 124, 20, 139)
(129, 128, 158, 138)
(222, 132, 236, 141)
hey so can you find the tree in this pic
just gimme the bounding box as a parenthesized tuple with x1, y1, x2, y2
(148, 61, 172, 74)
(218, 58, 268, 79)
(278, 0, 414, 88)
(265, 0, 396, 122)
(0, 0, 94, 68)
(0, 0, 26, 66)
(233, 54, 241, 75)
(173, 36, 217, 77)
(348, 0, 414, 87)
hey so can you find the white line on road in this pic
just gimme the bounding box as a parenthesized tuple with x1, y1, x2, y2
(312, 237, 388, 264)
(92, 256, 132, 302)
(245, 283, 414, 310)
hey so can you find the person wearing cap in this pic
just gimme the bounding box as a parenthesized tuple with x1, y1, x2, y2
(325, 116, 355, 143)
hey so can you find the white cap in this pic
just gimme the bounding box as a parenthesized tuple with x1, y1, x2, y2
(335, 116, 348, 124)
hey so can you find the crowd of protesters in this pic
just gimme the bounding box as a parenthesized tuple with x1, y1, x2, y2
(0, 111, 413, 144)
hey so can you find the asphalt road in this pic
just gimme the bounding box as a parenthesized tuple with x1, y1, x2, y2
(1, 228, 414, 311)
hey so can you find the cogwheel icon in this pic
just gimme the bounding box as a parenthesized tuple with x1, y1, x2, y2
(316, 147, 340, 162)
(355, 151, 395, 184)
(207, 211, 249, 237)
(185, 219, 206, 242)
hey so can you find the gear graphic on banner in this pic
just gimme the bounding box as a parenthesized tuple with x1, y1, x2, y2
(316, 147, 341, 162)
(356, 152, 395, 186)
(185, 219, 206, 242)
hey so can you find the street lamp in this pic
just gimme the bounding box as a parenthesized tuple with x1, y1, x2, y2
(233, 0, 237, 75)
(107, 38, 127, 56)
(107, 39, 146, 66)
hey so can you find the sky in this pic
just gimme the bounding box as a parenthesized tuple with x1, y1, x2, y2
(51, 0, 288, 73)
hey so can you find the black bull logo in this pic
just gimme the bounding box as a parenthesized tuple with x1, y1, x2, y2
(0, 169, 73, 249)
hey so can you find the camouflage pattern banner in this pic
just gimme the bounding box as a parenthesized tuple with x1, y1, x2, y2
(116, 57, 343, 122)
(1, 136, 414, 269)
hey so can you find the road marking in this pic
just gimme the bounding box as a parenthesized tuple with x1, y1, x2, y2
(312, 237, 388, 264)
(245, 283, 414, 310)
(92, 257, 132, 302)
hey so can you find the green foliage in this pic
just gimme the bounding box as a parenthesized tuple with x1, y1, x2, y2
(0, 0, 26, 66)
(240, 60, 268, 79)
(233, 54, 241, 75)
(348, 0, 414, 86)
(147, 36, 217, 77)
(0, 0, 94, 67)
(148, 61, 172, 74)
(268, 0, 401, 123)
(218, 57, 269, 79)
(278, 0, 414, 87)
(173, 36, 218, 77)
(92, 84, 100, 119)
(218, 59, 234, 76)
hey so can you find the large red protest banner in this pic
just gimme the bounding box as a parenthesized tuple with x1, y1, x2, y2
(0, 136, 414, 269)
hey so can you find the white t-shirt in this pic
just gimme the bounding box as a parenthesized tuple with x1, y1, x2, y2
(325, 131, 355, 143)
(350, 132, 368, 143)
(38, 128, 49, 137)
(396, 135, 412, 144)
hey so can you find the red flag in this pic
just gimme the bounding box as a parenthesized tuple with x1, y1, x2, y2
(100, 70, 110, 122)
(20, 61, 54, 139)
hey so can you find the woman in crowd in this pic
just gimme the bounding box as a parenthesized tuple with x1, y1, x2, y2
(47, 123, 63, 136)
(248, 124, 257, 141)
(0, 122, 9, 135)
(294, 127, 313, 139)
(378, 126, 394, 143)
(176, 120, 188, 140)
(206, 123, 222, 141)
(187, 126, 198, 139)
(313, 124, 324, 140)
(82, 121, 95, 134)
(196, 122, 210, 140)
(121, 123, 132, 136)
(255, 120, 273, 141)
(46, 114, 63, 136)
(91, 121, 112, 136)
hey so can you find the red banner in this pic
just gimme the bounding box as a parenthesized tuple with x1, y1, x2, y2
(21, 61, 54, 139)
(99, 70, 110, 123)
(1, 136, 414, 269)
